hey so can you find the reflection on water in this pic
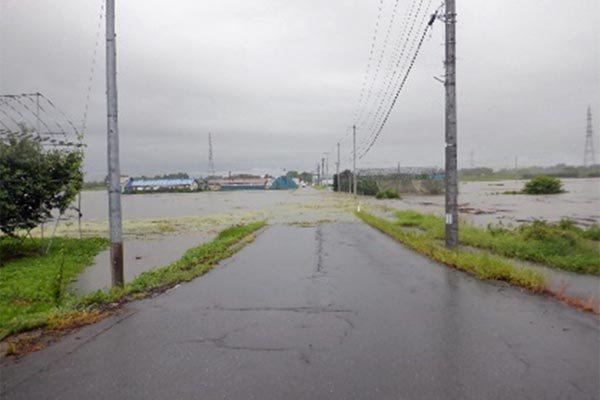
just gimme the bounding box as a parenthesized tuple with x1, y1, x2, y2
(71, 233, 212, 295)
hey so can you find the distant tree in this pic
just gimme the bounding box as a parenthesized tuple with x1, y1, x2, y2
(0, 130, 83, 236)
(151, 172, 190, 180)
(299, 171, 313, 184)
(232, 174, 261, 179)
(286, 170, 299, 179)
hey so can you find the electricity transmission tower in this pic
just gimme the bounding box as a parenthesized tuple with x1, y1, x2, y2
(584, 106, 596, 167)
(208, 132, 215, 176)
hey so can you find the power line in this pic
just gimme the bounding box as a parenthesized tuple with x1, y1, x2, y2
(359, 9, 438, 159)
(352, 0, 385, 125)
(354, 0, 402, 128)
(357, 0, 423, 133)
(357, 0, 433, 154)
(362, 0, 432, 144)
(82, 0, 106, 135)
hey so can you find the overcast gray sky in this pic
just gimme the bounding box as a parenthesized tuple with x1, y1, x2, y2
(1, 0, 598, 179)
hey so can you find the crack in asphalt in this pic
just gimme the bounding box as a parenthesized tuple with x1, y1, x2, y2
(0, 309, 140, 396)
(204, 305, 356, 315)
(315, 226, 324, 274)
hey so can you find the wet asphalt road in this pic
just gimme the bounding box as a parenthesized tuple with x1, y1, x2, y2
(2, 223, 599, 400)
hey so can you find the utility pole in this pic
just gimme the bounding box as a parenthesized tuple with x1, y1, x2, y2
(584, 106, 596, 167)
(336, 142, 340, 192)
(444, 0, 458, 248)
(208, 132, 215, 176)
(317, 163, 321, 185)
(106, 0, 124, 286)
(321, 158, 325, 185)
(353, 125, 357, 195)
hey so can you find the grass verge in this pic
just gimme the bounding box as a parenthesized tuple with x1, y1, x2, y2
(79, 221, 265, 307)
(356, 211, 545, 291)
(394, 210, 599, 275)
(1, 221, 265, 344)
(0, 237, 109, 340)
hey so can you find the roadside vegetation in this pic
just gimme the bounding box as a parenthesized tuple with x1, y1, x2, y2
(356, 211, 546, 291)
(392, 210, 599, 275)
(0, 222, 265, 342)
(375, 189, 400, 199)
(0, 237, 109, 340)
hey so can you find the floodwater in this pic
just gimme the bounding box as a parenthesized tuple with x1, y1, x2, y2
(370, 177, 600, 227)
(71, 233, 212, 295)
(77, 178, 600, 227)
(77, 189, 324, 222)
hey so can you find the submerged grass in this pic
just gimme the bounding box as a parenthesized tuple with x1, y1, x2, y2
(0, 221, 265, 342)
(393, 210, 600, 275)
(356, 211, 545, 291)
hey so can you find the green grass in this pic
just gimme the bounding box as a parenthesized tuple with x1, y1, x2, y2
(375, 189, 400, 199)
(0, 237, 109, 339)
(356, 211, 545, 291)
(0, 222, 265, 341)
(392, 210, 600, 275)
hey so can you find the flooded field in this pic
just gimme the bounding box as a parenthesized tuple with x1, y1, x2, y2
(369, 178, 600, 228)
(74, 177, 599, 228)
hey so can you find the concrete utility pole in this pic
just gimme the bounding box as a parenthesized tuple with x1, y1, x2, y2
(353, 125, 357, 195)
(444, 0, 458, 248)
(317, 163, 321, 185)
(584, 106, 596, 167)
(208, 132, 215, 176)
(106, 0, 124, 286)
(336, 142, 340, 191)
(321, 158, 325, 184)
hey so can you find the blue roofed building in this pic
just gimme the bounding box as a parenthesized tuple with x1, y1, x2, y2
(124, 178, 199, 193)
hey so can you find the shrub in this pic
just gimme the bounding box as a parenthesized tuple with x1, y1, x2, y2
(375, 189, 400, 199)
(0, 129, 83, 236)
(522, 176, 564, 195)
(357, 177, 378, 196)
(583, 223, 600, 241)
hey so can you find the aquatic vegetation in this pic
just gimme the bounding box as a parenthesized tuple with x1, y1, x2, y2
(522, 176, 565, 194)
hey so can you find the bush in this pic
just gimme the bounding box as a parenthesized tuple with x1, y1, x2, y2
(0, 129, 83, 236)
(522, 176, 564, 195)
(375, 189, 400, 199)
(583, 224, 600, 241)
(357, 177, 378, 196)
